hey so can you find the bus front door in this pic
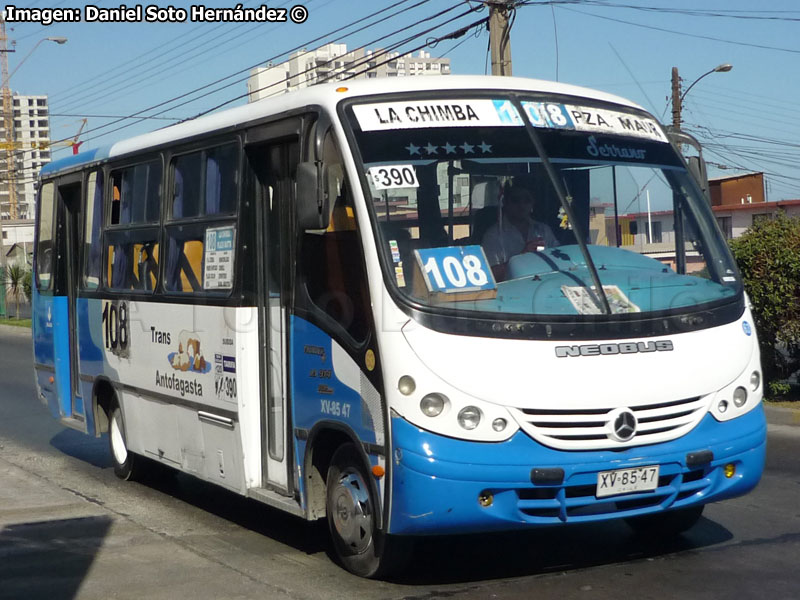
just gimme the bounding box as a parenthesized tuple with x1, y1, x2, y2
(247, 132, 300, 495)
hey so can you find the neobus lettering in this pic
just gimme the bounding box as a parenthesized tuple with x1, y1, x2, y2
(555, 340, 674, 357)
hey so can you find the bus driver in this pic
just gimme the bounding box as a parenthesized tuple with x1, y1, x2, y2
(482, 185, 559, 280)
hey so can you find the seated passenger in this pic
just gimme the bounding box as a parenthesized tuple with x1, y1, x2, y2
(482, 186, 559, 280)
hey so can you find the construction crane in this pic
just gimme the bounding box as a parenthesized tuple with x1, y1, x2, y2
(70, 118, 87, 155)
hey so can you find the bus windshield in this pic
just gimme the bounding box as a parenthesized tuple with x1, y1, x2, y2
(345, 94, 740, 319)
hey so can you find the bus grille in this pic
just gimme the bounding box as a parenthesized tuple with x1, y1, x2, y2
(509, 395, 709, 451)
(514, 464, 713, 523)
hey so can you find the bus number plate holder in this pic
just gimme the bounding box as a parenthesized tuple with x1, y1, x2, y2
(596, 465, 659, 498)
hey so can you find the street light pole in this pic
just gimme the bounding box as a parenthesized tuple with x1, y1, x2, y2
(671, 63, 733, 132)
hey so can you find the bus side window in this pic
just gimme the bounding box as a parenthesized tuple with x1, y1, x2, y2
(82, 170, 103, 289)
(105, 160, 162, 292)
(299, 133, 371, 344)
(35, 182, 56, 291)
(165, 142, 239, 294)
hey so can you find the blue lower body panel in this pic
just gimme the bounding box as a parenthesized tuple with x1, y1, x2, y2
(389, 406, 766, 535)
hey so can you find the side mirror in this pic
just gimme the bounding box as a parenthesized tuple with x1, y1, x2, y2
(686, 155, 710, 203)
(296, 161, 330, 230)
(667, 128, 711, 203)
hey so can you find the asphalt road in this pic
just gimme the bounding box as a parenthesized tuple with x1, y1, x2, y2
(1, 324, 799, 600)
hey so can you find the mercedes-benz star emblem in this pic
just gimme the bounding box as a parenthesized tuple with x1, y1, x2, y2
(608, 408, 637, 442)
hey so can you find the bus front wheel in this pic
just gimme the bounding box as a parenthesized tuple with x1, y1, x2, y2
(326, 443, 409, 578)
(108, 402, 141, 481)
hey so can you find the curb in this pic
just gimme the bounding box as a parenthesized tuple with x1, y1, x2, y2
(0, 322, 32, 336)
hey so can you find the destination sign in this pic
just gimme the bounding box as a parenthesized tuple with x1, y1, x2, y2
(353, 99, 523, 131)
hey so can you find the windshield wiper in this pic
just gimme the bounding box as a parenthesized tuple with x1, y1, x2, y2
(511, 96, 612, 315)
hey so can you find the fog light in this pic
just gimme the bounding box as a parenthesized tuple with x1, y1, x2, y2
(718, 400, 729, 414)
(492, 418, 507, 432)
(724, 463, 736, 478)
(398, 375, 416, 396)
(458, 406, 482, 430)
(420, 393, 446, 417)
(733, 386, 747, 408)
(478, 491, 493, 507)
(750, 371, 760, 392)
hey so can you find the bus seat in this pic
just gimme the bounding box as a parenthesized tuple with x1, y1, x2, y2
(136, 243, 159, 291)
(181, 240, 204, 292)
(471, 205, 499, 245)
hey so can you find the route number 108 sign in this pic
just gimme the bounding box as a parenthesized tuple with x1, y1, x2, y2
(414, 246, 496, 294)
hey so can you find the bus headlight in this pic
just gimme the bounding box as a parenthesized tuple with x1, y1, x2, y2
(458, 406, 482, 430)
(733, 387, 747, 408)
(750, 371, 760, 392)
(492, 418, 507, 432)
(398, 375, 416, 396)
(420, 393, 447, 417)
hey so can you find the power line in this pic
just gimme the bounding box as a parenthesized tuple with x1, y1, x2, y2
(13, 0, 438, 162)
(171, 4, 485, 121)
(560, 5, 800, 55)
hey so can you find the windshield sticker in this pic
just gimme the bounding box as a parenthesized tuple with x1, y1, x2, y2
(368, 164, 419, 190)
(354, 99, 523, 131)
(414, 246, 497, 299)
(562, 285, 641, 315)
(522, 102, 667, 143)
(395, 264, 406, 288)
(389, 240, 401, 263)
(203, 226, 235, 290)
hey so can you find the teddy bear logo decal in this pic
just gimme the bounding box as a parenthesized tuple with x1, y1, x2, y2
(168, 330, 211, 374)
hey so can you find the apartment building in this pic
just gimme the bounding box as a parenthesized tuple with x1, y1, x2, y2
(248, 44, 451, 102)
(0, 93, 51, 221)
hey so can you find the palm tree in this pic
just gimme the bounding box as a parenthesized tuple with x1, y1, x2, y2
(2, 264, 26, 320)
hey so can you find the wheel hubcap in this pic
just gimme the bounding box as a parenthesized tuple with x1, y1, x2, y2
(331, 470, 373, 553)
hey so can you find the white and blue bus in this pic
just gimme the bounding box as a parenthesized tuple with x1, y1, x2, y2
(32, 76, 766, 577)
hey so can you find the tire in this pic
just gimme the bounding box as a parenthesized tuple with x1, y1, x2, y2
(326, 443, 410, 578)
(108, 402, 142, 481)
(625, 505, 705, 536)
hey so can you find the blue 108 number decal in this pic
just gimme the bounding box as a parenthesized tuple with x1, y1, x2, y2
(414, 246, 496, 293)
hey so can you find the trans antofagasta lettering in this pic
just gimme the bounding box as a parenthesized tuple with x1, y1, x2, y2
(373, 103, 480, 126)
(155, 370, 203, 397)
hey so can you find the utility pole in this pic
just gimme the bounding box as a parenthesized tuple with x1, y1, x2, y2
(489, 1, 513, 76)
(671, 66, 681, 131)
(0, 17, 17, 222)
(0, 15, 16, 282)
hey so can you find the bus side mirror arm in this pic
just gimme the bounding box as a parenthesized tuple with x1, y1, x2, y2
(297, 161, 330, 230)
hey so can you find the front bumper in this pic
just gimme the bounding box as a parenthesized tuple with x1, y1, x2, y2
(388, 405, 766, 535)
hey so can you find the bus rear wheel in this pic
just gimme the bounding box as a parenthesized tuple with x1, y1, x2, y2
(625, 505, 704, 536)
(326, 443, 409, 578)
(108, 402, 142, 481)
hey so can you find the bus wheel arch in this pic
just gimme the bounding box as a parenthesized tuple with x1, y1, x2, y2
(92, 378, 116, 436)
(304, 426, 356, 521)
(95, 384, 142, 481)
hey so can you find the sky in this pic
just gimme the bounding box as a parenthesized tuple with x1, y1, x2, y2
(6, 0, 800, 200)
